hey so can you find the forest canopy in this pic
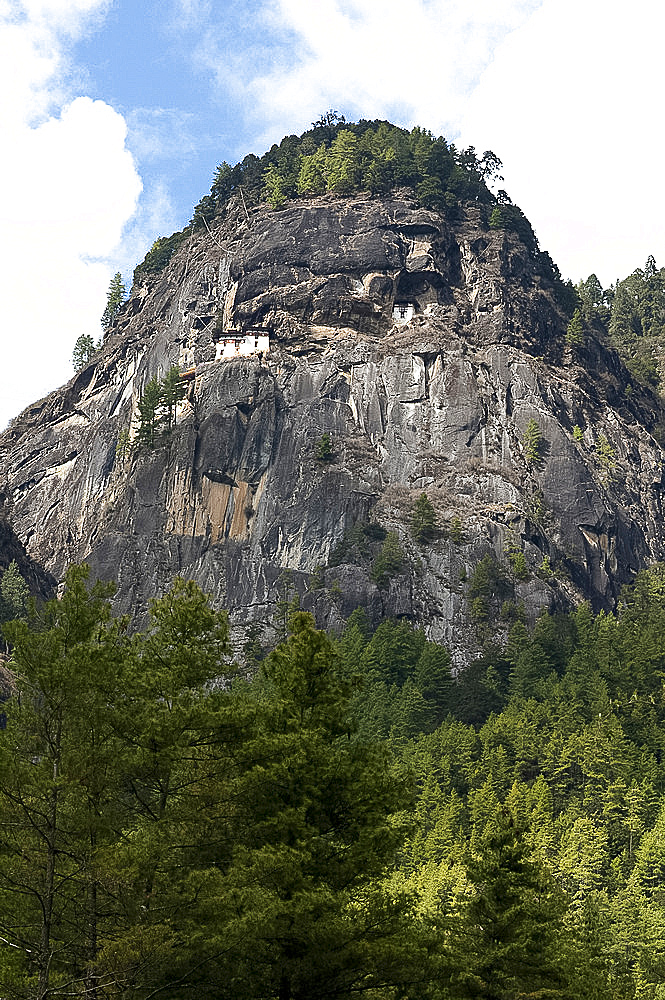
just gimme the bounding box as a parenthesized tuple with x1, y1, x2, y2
(3, 562, 665, 997)
(133, 116, 542, 283)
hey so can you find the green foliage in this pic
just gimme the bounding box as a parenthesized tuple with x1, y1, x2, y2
(575, 273, 608, 329)
(583, 257, 665, 390)
(522, 417, 543, 466)
(0, 578, 426, 999)
(71, 333, 100, 371)
(138, 119, 540, 288)
(527, 489, 548, 525)
(115, 426, 130, 461)
(370, 531, 405, 588)
(537, 554, 554, 579)
(100, 271, 126, 331)
(336, 615, 453, 739)
(328, 520, 386, 567)
(468, 553, 510, 604)
(133, 230, 187, 283)
(573, 424, 584, 442)
(315, 431, 334, 462)
(325, 129, 360, 193)
(595, 433, 617, 481)
(136, 374, 162, 448)
(297, 144, 327, 195)
(135, 366, 187, 448)
(467, 555, 514, 636)
(506, 543, 529, 581)
(308, 562, 326, 590)
(263, 161, 287, 208)
(411, 491, 437, 544)
(566, 307, 585, 347)
(489, 202, 540, 254)
(0, 566, 131, 994)
(449, 515, 466, 544)
(189, 120, 502, 231)
(159, 364, 185, 432)
(311, 109, 347, 131)
(0, 560, 29, 635)
(6, 561, 665, 996)
(625, 342, 660, 388)
(457, 808, 568, 999)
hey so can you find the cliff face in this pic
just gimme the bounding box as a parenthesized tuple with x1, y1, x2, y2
(2, 190, 664, 659)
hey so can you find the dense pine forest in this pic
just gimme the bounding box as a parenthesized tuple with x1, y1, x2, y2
(2, 562, 665, 998)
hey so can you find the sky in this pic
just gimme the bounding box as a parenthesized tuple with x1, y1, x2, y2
(1, 0, 664, 429)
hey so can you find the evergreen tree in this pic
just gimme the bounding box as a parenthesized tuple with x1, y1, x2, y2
(101, 272, 126, 331)
(0, 560, 29, 628)
(159, 364, 185, 432)
(72, 333, 99, 371)
(325, 130, 360, 194)
(0, 566, 131, 997)
(576, 273, 609, 324)
(136, 375, 163, 448)
(263, 163, 287, 209)
(521, 418, 543, 466)
(370, 531, 405, 588)
(566, 307, 585, 346)
(315, 431, 334, 461)
(170, 613, 421, 1000)
(297, 145, 327, 195)
(454, 808, 568, 1000)
(411, 492, 437, 543)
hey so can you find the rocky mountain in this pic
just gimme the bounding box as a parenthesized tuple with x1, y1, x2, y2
(2, 185, 664, 662)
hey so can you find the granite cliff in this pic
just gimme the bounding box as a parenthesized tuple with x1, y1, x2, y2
(2, 187, 664, 661)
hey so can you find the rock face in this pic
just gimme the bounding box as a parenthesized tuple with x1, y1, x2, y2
(1, 189, 664, 661)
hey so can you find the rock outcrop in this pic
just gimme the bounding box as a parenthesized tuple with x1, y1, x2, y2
(2, 189, 664, 661)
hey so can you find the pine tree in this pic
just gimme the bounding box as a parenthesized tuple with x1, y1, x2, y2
(522, 418, 543, 466)
(101, 272, 126, 331)
(411, 492, 437, 543)
(325, 130, 359, 194)
(72, 333, 99, 371)
(566, 307, 585, 346)
(315, 432, 334, 461)
(454, 808, 568, 999)
(370, 531, 405, 588)
(0, 566, 131, 997)
(297, 145, 327, 195)
(159, 365, 185, 432)
(263, 163, 287, 209)
(0, 560, 29, 627)
(136, 375, 163, 448)
(207, 612, 417, 1000)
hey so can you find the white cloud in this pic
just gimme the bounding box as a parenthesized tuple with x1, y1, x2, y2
(232, 0, 543, 144)
(204, 0, 665, 287)
(0, 1, 141, 430)
(116, 178, 179, 280)
(126, 107, 200, 163)
(460, 0, 665, 284)
(168, 0, 211, 31)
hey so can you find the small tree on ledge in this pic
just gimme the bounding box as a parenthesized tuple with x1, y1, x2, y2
(72, 334, 99, 372)
(522, 418, 543, 466)
(315, 433, 334, 462)
(370, 532, 405, 589)
(101, 272, 126, 331)
(411, 492, 437, 543)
